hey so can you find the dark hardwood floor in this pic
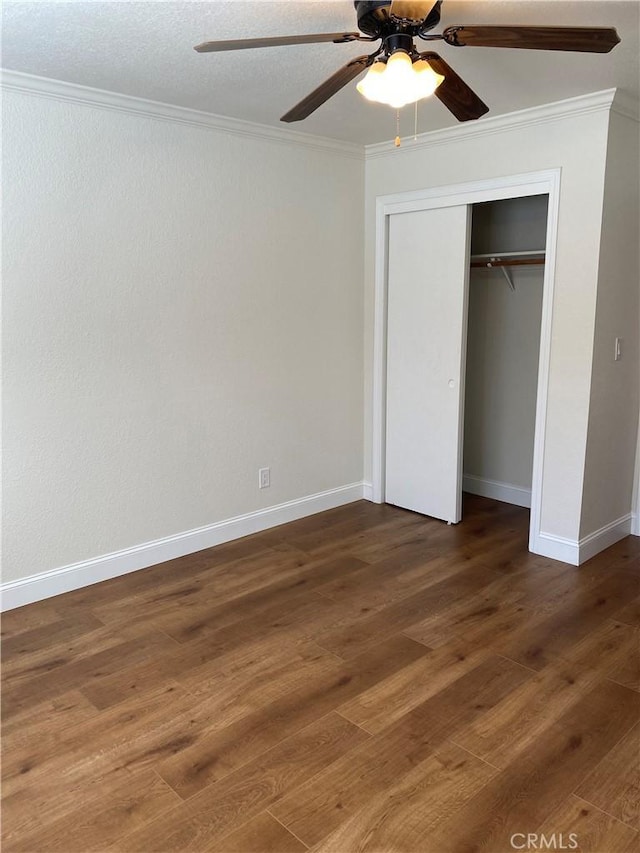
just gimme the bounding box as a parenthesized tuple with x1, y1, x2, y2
(2, 496, 639, 852)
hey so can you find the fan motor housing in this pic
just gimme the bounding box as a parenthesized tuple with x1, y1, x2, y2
(354, 1, 393, 38)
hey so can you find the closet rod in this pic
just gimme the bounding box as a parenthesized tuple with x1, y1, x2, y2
(470, 257, 545, 269)
(470, 251, 545, 290)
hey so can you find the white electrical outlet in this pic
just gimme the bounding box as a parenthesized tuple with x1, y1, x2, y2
(258, 467, 270, 489)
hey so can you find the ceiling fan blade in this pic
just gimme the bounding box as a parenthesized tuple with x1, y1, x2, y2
(420, 52, 489, 122)
(443, 26, 620, 53)
(389, 1, 439, 25)
(194, 32, 363, 53)
(281, 54, 376, 123)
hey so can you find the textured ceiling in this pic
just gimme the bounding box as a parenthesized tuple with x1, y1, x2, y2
(2, 1, 639, 144)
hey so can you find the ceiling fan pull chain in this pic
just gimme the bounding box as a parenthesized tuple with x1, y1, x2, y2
(395, 109, 401, 147)
(414, 101, 418, 140)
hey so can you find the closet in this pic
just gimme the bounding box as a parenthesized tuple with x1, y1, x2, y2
(385, 193, 548, 526)
(463, 196, 548, 510)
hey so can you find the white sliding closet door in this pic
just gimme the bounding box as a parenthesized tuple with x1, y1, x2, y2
(386, 205, 471, 523)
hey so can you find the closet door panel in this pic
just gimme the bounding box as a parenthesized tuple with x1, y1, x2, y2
(386, 205, 471, 523)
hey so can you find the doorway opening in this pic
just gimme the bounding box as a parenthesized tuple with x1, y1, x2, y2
(372, 170, 561, 558)
(462, 195, 548, 537)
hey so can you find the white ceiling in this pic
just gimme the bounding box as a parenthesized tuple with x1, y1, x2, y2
(2, 1, 638, 144)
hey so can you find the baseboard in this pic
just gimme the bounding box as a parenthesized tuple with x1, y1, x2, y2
(532, 532, 580, 565)
(463, 475, 532, 509)
(1, 482, 366, 611)
(362, 481, 374, 502)
(578, 514, 632, 563)
(631, 514, 640, 537)
(532, 513, 632, 566)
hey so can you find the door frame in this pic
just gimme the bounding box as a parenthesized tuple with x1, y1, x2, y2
(371, 169, 562, 555)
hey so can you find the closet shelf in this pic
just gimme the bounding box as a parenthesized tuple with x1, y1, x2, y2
(470, 251, 545, 291)
(470, 250, 545, 268)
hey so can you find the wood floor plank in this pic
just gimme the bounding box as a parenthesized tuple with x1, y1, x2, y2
(1, 629, 180, 718)
(76, 556, 371, 714)
(144, 578, 359, 655)
(406, 598, 530, 652)
(139, 587, 375, 681)
(156, 634, 428, 799)
(402, 569, 529, 648)
(1, 620, 146, 684)
(556, 617, 638, 673)
(452, 664, 600, 771)
(606, 625, 640, 691)
(272, 655, 530, 846)
(222, 812, 307, 853)
(0, 599, 64, 638)
(291, 511, 435, 565)
(614, 556, 640, 577)
(74, 623, 298, 712)
(460, 532, 532, 573)
(168, 641, 340, 736)
(1, 612, 105, 662)
(91, 545, 320, 629)
(347, 514, 446, 563)
(1, 681, 195, 839)
(113, 713, 368, 852)
(175, 638, 338, 706)
(3, 498, 638, 853)
(575, 722, 640, 830)
(495, 571, 637, 671)
(452, 619, 640, 768)
(314, 562, 500, 659)
(512, 560, 606, 613)
(48, 536, 273, 613)
(589, 535, 640, 574)
(611, 596, 640, 627)
(265, 499, 392, 543)
(286, 508, 413, 557)
(6, 770, 180, 852)
(456, 506, 529, 556)
(1, 689, 99, 750)
(535, 795, 638, 853)
(423, 680, 640, 852)
(2, 765, 167, 846)
(336, 640, 493, 733)
(82, 633, 331, 712)
(311, 741, 498, 853)
(315, 548, 496, 614)
(154, 554, 367, 644)
(1, 682, 195, 802)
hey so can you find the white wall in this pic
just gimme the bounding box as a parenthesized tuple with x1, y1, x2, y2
(2, 87, 365, 585)
(463, 268, 544, 493)
(471, 196, 549, 257)
(580, 107, 640, 537)
(3, 84, 637, 598)
(364, 100, 612, 544)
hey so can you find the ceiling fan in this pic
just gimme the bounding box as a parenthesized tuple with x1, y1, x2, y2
(194, 1, 620, 123)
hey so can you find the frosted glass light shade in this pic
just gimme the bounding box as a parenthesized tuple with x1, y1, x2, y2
(356, 53, 444, 109)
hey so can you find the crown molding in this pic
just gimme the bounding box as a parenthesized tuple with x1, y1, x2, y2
(365, 89, 619, 159)
(3, 70, 633, 159)
(611, 89, 640, 122)
(0, 69, 365, 161)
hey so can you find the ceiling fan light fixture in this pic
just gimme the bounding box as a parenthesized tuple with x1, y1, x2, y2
(356, 52, 444, 109)
(412, 58, 445, 93)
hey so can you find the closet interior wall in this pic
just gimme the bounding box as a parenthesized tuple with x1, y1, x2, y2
(463, 196, 549, 509)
